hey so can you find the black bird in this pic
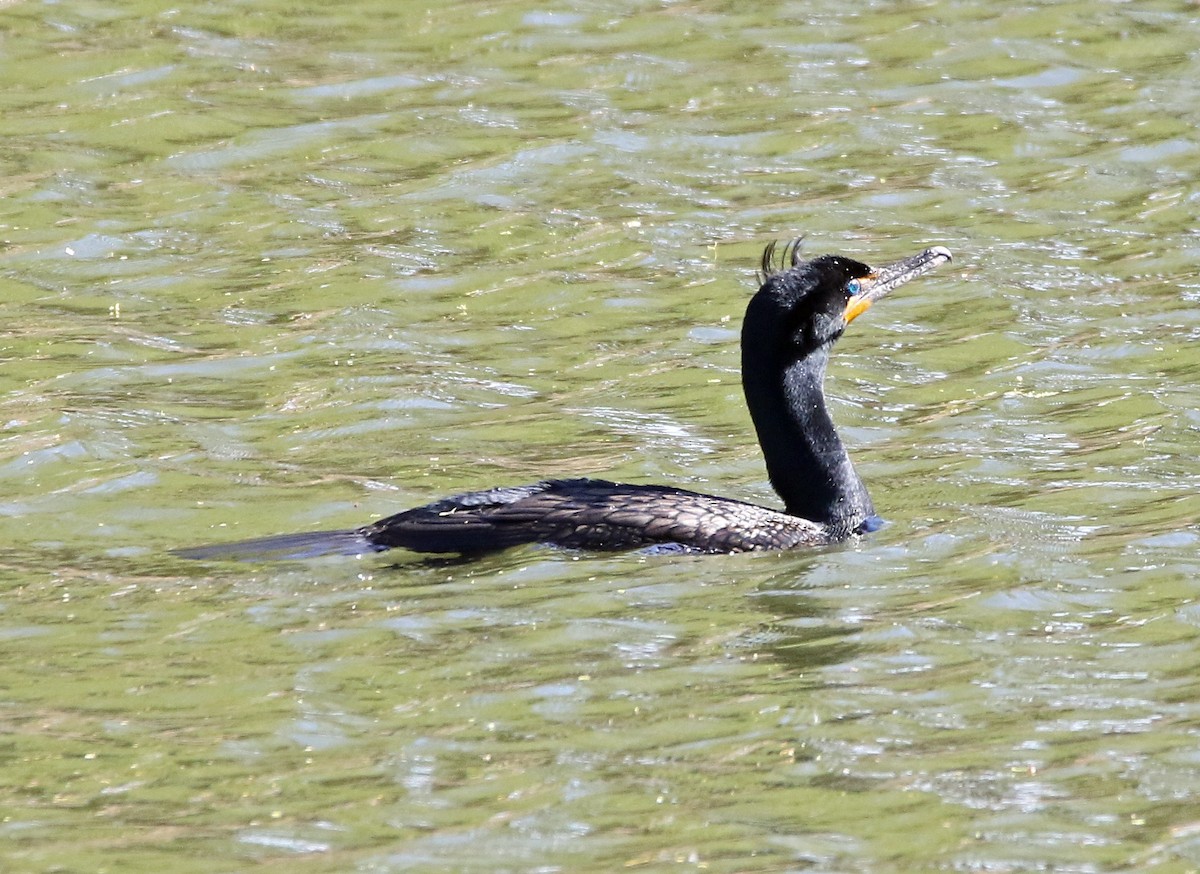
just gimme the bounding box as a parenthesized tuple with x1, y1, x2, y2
(175, 241, 951, 560)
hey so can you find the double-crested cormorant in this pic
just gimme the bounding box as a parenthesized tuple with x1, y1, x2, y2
(175, 241, 951, 560)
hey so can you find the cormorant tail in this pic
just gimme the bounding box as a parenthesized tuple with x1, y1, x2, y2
(172, 529, 379, 561)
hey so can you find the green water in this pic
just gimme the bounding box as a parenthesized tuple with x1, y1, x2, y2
(3, 0, 1200, 870)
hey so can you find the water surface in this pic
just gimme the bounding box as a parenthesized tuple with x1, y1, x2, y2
(2, 0, 1199, 870)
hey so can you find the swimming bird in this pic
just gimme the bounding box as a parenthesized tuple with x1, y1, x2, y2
(175, 241, 951, 560)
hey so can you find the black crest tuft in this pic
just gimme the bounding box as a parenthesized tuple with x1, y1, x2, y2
(758, 236, 805, 285)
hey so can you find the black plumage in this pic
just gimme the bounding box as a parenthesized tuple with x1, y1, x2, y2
(175, 241, 951, 561)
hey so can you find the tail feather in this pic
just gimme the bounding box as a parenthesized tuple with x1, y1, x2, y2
(173, 529, 379, 561)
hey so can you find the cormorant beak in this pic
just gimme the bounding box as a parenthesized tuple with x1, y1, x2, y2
(844, 246, 953, 324)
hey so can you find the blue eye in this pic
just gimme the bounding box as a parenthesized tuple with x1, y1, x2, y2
(847, 279, 861, 295)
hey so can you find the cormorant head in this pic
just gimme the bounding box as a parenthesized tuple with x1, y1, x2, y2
(749, 240, 952, 355)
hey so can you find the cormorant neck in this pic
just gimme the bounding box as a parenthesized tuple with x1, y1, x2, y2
(741, 341, 875, 536)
